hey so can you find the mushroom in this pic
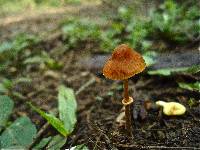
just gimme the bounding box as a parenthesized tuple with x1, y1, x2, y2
(156, 101, 186, 116)
(103, 44, 146, 135)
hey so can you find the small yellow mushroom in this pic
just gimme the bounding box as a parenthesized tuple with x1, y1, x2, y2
(156, 101, 186, 116)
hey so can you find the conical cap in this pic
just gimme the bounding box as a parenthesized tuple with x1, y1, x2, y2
(103, 44, 146, 80)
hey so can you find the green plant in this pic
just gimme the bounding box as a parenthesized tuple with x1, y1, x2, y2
(0, 33, 40, 71)
(29, 85, 77, 137)
(149, 0, 200, 44)
(0, 95, 37, 149)
(99, 6, 152, 53)
(115, 6, 152, 52)
(126, 21, 150, 50)
(0, 77, 32, 100)
(187, 98, 198, 108)
(178, 82, 200, 92)
(0, 86, 87, 149)
(142, 51, 158, 66)
(100, 27, 121, 52)
(148, 65, 200, 76)
(59, 1, 199, 54)
(1, 86, 89, 149)
(23, 51, 63, 70)
(102, 1, 199, 52)
(0, 33, 40, 60)
(62, 19, 100, 49)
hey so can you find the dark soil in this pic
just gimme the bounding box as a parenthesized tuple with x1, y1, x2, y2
(70, 75, 200, 149)
(0, 3, 200, 150)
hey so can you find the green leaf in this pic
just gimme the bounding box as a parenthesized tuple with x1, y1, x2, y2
(0, 95, 14, 131)
(0, 83, 8, 93)
(58, 85, 77, 134)
(0, 78, 13, 93)
(74, 144, 89, 150)
(12, 92, 26, 99)
(1, 146, 25, 149)
(0, 116, 37, 148)
(13, 33, 40, 51)
(61, 19, 100, 49)
(28, 103, 68, 137)
(187, 98, 198, 108)
(0, 41, 13, 53)
(24, 52, 63, 70)
(178, 82, 200, 92)
(14, 77, 32, 84)
(0, 62, 9, 72)
(23, 56, 45, 64)
(46, 135, 67, 150)
(33, 137, 52, 149)
(148, 65, 200, 76)
(23, 51, 49, 65)
(46, 59, 63, 70)
(142, 51, 157, 66)
(148, 69, 171, 76)
(2, 78, 13, 89)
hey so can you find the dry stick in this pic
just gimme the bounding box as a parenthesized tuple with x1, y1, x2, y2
(28, 76, 96, 149)
(93, 132, 103, 150)
(75, 77, 96, 95)
(115, 143, 199, 149)
(87, 137, 103, 150)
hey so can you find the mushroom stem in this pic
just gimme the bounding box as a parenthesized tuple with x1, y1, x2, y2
(122, 79, 134, 137)
(122, 97, 133, 137)
(124, 101, 133, 136)
(123, 79, 129, 102)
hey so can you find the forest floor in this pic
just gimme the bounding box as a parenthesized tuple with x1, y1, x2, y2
(0, 2, 200, 149)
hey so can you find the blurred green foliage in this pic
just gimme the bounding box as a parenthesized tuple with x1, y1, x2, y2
(62, 19, 101, 49)
(29, 85, 77, 137)
(178, 82, 200, 92)
(0, 33, 40, 59)
(24, 51, 63, 70)
(148, 0, 200, 43)
(0, 33, 63, 73)
(0, 0, 199, 74)
(0, 95, 37, 149)
(0, 33, 41, 71)
(148, 65, 200, 76)
(187, 98, 198, 108)
(61, 0, 200, 53)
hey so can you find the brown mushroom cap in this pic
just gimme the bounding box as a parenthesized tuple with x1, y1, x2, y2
(103, 44, 146, 80)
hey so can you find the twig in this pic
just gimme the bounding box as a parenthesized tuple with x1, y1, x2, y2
(115, 143, 200, 149)
(28, 76, 96, 149)
(93, 132, 103, 150)
(75, 76, 96, 95)
(87, 137, 103, 150)
(66, 72, 90, 83)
